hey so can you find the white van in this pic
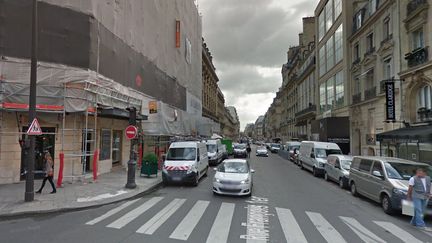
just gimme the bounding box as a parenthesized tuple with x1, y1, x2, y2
(162, 141, 209, 186)
(298, 141, 342, 177)
(206, 139, 223, 165)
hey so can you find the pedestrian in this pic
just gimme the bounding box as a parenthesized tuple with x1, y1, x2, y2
(407, 168, 431, 230)
(246, 144, 251, 158)
(36, 152, 57, 194)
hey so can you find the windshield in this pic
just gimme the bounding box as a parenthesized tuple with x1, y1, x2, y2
(315, 149, 342, 158)
(271, 144, 281, 148)
(234, 144, 246, 149)
(206, 144, 217, 153)
(166, 148, 196, 161)
(257, 146, 266, 150)
(385, 162, 432, 180)
(218, 162, 249, 173)
(341, 160, 352, 170)
(288, 145, 300, 151)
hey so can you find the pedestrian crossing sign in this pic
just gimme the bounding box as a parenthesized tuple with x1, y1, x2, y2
(27, 118, 42, 135)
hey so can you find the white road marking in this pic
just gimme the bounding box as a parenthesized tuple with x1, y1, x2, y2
(275, 208, 307, 243)
(136, 198, 186, 235)
(340, 216, 386, 243)
(206, 202, 235, 243)
(77, 190, 128, 202)
(306, 211, 346, 243)
(240, 204, 270, 243)
(85, 199, 139, 225)
(169, 200, 210, 241)
(106, 197, 163, 229)
(374, 221, 422, 243)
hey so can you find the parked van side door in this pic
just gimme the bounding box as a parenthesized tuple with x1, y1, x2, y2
(368, 161, 385, 202)
(357, 159, 373, 195)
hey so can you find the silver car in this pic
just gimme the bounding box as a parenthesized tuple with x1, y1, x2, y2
(212, 159, 254, 196)
(256, 146, 268, 157)
(349, 156, 432, 214)
(324, 155, 352, 189)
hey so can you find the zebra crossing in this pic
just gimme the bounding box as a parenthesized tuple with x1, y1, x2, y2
(85, 197, 428, 243)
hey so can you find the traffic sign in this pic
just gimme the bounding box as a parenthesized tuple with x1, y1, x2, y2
(125, 125, 138, 140)
(27, 118, 42, 135)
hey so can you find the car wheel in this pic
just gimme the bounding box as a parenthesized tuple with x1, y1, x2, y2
(192, 173, 199, 186)
(339, 178, 345, 189)
(382, 194, 394, 215)
(350, 182, 358, 196)
(313, 167, 319, 177)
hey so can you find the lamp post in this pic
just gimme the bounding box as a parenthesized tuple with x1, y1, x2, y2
(25, 0, 38, 202)
(125, 107, 137, 189)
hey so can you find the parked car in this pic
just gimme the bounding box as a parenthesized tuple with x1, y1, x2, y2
(206, 139, 223, 165)
(162, 141, 209, 186)
(233, 143, 247, 158)
(298, 141, 342, 177)
(212, 159, 254, 196)
(265, 143, 271, 149)
(220, 144, 228, 160)
(324, 155, 353, 188)
(285, 141, 301, 162)
(269, 143, 282, 153)
(256, 146, 268, 157)
(349, 156, 432, 214)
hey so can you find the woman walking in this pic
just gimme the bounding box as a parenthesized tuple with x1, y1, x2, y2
(36, 152, 56, 194)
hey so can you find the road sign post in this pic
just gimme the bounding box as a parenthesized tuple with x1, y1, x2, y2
(125, 108, 137, 189)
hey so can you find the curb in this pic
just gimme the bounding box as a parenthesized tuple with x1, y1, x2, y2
(0, 180, 163, 220)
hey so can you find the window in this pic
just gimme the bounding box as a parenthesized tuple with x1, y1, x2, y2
(319, 10, 326, 41)
(418, 85, 432, 109)
(359, 159, 373, 172)
(326, 77, 335, 109)
(325, 0, 334, 32)
(383, 17, 391, 40)
(370, 0, 379, 15)
(320, 83, 326, 112)
(372, 161, 383, 175)
(334, 0, 342, 19)
(383, 58, 392, 80)
(355, 10, 364, 31)
(353, 43, 360, 61)
(335, 71, 344, 107)
(100, 129, 111, 160)
(354, 76, 361, 94)
(319, 45, 326, 76)
(112, 131, 122, 164)
(412, 28, 424, 50)
(326, 36, 335, 70)
(335, 25, 343, 63)
(365, 69, 374, 89)
(366, 32, 374, 53)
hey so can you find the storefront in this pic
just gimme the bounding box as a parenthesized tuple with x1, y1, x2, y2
(311, 117, 350, 154)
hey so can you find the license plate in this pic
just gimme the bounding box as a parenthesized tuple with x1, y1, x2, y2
(172, 177, 181, 182)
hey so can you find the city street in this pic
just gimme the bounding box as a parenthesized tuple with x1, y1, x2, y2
(1, 149, 431, 243)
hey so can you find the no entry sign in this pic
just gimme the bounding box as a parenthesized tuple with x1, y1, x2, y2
(125, 125, 138, 140)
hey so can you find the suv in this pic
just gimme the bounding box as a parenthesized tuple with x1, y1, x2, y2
(349, 156, 432, 214)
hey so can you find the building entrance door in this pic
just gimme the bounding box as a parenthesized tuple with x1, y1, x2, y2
(20, 127, 56, 180)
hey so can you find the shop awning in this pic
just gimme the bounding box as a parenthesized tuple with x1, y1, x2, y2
(376, 125, 432, 143)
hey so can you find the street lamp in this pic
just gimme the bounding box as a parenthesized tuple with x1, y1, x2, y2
(125, 107, 137, 189)
(25, 0, 38, 202)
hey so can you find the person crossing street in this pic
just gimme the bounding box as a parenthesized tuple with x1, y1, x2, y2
(407, 168, 431, 230)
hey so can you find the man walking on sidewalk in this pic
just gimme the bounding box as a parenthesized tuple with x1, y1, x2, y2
(407, 168, 431, 230)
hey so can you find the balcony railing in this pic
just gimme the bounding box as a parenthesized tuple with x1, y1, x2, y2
(364, 86, 377, 100)
(417, 107, 432, 122)
(364, 47, 376, 58)
(407, 0, 428, 13)
(352, 93, 362, 104)
(405, 47, 429, 67)
(295, 104, 316, 117)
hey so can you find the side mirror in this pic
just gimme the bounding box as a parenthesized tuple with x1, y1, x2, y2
(251, 169, 256, 173)
(372, 170, 384, 179)
(310, 153, 315, 159)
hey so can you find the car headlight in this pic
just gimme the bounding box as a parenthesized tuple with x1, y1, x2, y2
(393, 188, 407, 196)
(240, 179, 250, 184)
(214, 178, 220, 183)
(319, 162, 325, 167)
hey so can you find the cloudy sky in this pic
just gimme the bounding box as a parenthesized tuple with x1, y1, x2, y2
(199, 0, 318, 130)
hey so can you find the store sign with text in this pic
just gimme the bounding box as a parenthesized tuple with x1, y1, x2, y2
(385, 82, 396, 122)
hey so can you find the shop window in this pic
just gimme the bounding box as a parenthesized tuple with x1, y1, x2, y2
(112, 131, 122, 164)
(100, 129, 111, 160)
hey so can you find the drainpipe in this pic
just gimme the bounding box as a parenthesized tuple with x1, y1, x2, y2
(397, 0, 404, 128)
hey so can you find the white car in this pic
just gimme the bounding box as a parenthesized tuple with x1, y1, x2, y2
(256, 146, 268, 157)
(212, 159, 254, 196)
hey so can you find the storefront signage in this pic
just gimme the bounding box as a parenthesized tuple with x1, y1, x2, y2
(385, 82, 396, 121)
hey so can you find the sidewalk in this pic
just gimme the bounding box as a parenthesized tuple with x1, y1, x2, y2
(0, 167, 162, 217)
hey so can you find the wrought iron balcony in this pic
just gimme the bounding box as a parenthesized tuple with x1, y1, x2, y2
(364, 86, 377, 100)
(417, 107, 432, 122)
(295, 104, 316, 118)
(405, 47, 429, 67)
(352, 93, 362, 104)
(407, 0, 428, 13)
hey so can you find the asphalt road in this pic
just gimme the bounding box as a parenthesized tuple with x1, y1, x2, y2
(1, 149, 431, 243)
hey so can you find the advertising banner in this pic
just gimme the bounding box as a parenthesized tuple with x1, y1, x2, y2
(385, 82, 396, 121)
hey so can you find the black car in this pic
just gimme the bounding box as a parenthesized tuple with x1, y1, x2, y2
(233, 144, 247, 158)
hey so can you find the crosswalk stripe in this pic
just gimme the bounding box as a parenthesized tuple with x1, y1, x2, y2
(206, 202, 235, 243)
(276, 208, 308, 243)
(169, 200, 210, 241)
(106, 197, 163, 229)
(306, 211, 346, 243)
(136, 198, 186, 235)
(85, 199, 140, 225)
(340, 216, 386, 243)
(374, 221, 422, 243)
